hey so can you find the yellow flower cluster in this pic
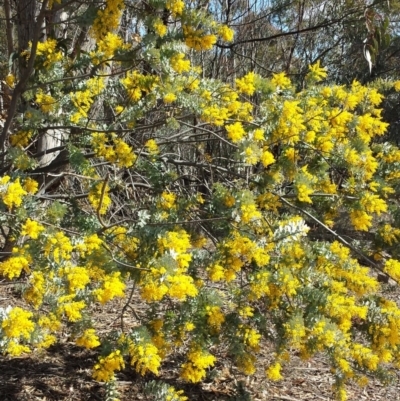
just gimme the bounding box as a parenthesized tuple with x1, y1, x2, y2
(266, 362, 283, 381)
(115, 105, 124, 114)
(360, 192, 387, 215)
(183, 26, 217, 51)
(243, 144, 260, 164)
(75, 233, 103, 258)
(296, 183, 313, 203)
(180, 346, 216, 383)
(307, 60, 327, 82)
(206, 306, 225, 330)
(309, 320, 337, 349)
(70, 77, 105, 122)
(201, 104, 229, 126)
(283, 316, 306, 348)
(218, 25, 234, 42)
(226, 122, 246, 143)
(170, 53, 191, 73)
(36, 333, 57, 350)
(145, 139, 159, 155)
(0, 256, 30, 280)
(236, 353, 257, 375)
(318, 242, 380, 296)
(275, 100, 305, 144)
(166, 0, 185, 16)
(383, 259, 400, 281)
(236, 72, 256, 96)
(92, 0, 125, 41)
(209, 231, 270, 283)
(350, 210, 372, 231)
(240, 203, 262, 223)
(238, 325, 261, 351)
(92, 32, 126, 63)
(5, 73, 15, 87)
(21, 218, 45, 239)
(153, 19, 167, 37)
(23, 177, 39, 194)
(157, 229, 192, 269)
(35, 90, 56, 113)
(140, 278, 168, 302)
(93, 272, 126, 304)
(261, 149, 275, 167)
(76, 329, 101, 349)
(92, 133, 136, 168)
(379, 224, 400, 245)
(63, 265, 91, 292)
(275, 269, 300, 297)
(129, 341, 161, 375)
(271, 72, 291, 89)
(93, 350, 125, 382)
(356, 113, 388, 143)
(167, 274, 198, 300)
(58, 297, 86, 322)
(105, 226, 140, 260)
(351, 344, 379, 371)
(248, 271, 270, 300)
(88, 181, 112, 215)
(35, 38, 63, 67)
(368, 299, 400, 364)
(6, 341, 31, 356)
(44, 231, 73, 263)
(201, 85, 254, 125)
(121, 70, 159, 101)
(24, 271, 46, 308)
(257, 192, 281, 213)
(139, 229, 198, 302)
(0, 255, 30, 279)
(2, 307, 35, 340)
(9, 130, 33, 147)
(0, 176, 27, 209)
(394, 80, 400, 92)
(294, 166, 316, 203)
(325, 293, 368, 332)
(164, 93, 177, 103)
(164, 387, 188, 401)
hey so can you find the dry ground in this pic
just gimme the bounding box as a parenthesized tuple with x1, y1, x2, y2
(1, 281, 400, 401)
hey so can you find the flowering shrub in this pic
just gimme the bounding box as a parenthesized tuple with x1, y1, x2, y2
(2, 1, 400, 400)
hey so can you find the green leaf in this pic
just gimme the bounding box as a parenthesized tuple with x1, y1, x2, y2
(76, 5, 99, 28)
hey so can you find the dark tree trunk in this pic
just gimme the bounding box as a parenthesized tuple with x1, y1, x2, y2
(16, 0, 37, 77)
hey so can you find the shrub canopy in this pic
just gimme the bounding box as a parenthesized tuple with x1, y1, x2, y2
(2, 1, 400, 400)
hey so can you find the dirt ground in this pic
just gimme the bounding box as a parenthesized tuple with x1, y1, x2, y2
(1, 281, 400, 401)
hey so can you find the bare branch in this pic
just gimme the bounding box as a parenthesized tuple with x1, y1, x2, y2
(0, 0, 49, 167)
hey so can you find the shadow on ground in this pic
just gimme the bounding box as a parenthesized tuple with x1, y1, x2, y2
(0, 343, 104, 401)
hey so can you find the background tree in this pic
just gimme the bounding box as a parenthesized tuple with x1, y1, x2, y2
(209, 0, 399, 81)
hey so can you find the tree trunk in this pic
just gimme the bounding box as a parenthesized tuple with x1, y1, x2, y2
(4, 0, 14, 59)
(16, 0, 37, 77)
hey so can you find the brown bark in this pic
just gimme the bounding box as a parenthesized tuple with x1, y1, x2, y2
(4, 0, 14, 59)
(16, 0, 38, 76)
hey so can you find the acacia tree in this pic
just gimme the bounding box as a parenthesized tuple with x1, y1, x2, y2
(205, 0, 399, 81)
(2, 1, 400, 400)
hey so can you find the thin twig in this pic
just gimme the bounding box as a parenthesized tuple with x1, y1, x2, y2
(279, 196, 391, 279)
(120, 282, 139, 331)
(0, 0, 49, 167)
